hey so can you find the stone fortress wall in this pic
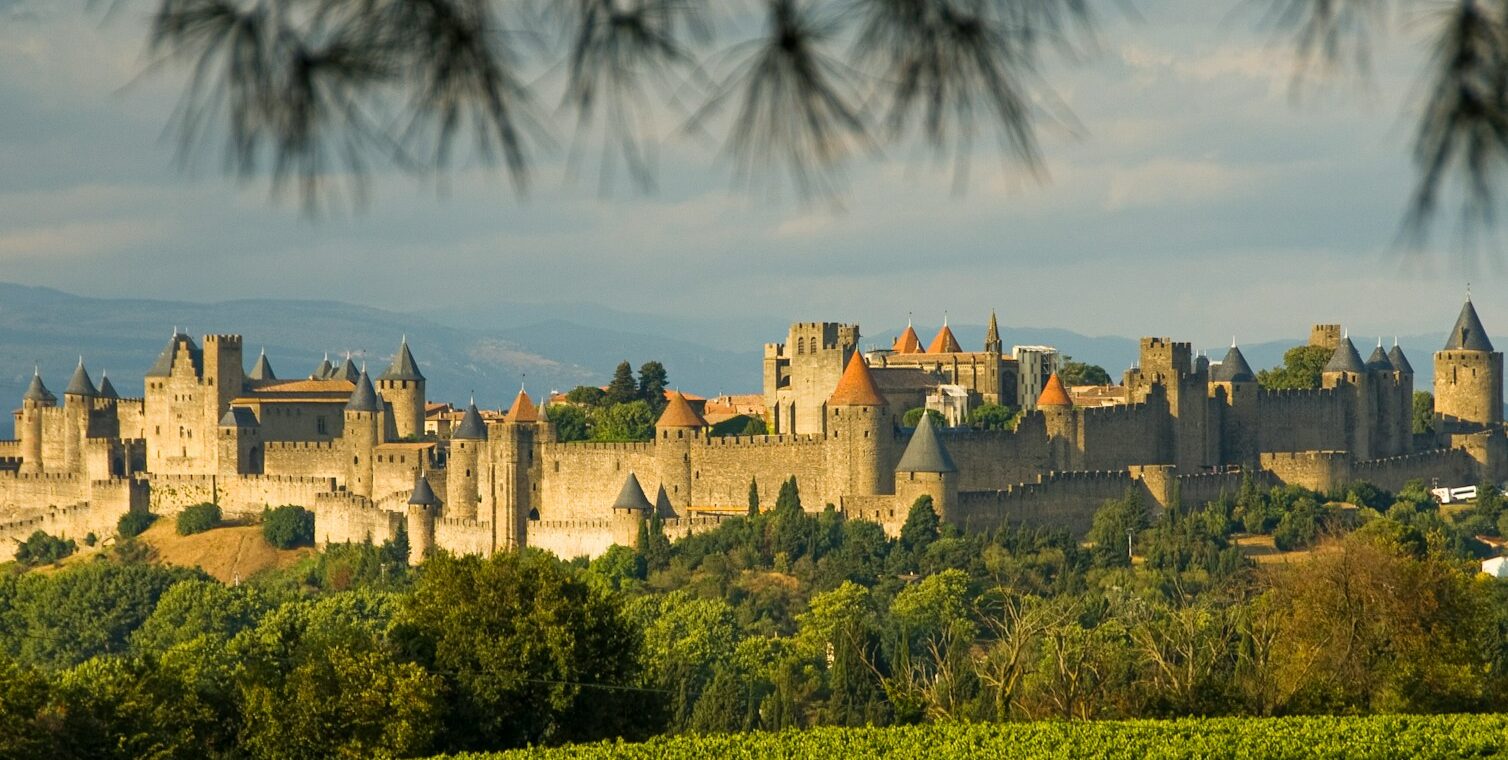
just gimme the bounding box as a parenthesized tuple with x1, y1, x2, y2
(0, 300, 1504, 564)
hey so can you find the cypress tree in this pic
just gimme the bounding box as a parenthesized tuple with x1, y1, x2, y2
(606, 361, 638, 404)
(747, 477, 760, 516)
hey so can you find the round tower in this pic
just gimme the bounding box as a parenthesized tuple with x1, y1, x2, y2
(1210, 343, 1257, 464)
(406, 472, 439, 566)
(1322, 335, 1374, 460)
(377, 337, 426, 440)
(1434, 298, 1503, 434)
(18, 369, 53, 474)
(656, 391, 707, 515)
(446, 399, 486, 521)
(1037, 372, 1077, 470)
(497, 388, 542, 550)
(825, 352, 892, 503)
(343, 370, 382, 498)
(894, 413, 960, 525)
(610, 472, 653, 549)
(62, 359, 97, 474)
(217, 406, 262, 476)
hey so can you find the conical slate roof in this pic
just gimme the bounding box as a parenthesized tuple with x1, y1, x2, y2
(219, 407, 259, 428)
(311, 354, 334, 380)
(408, 473, 439, 506)
(1211, 345, 1255, 382)
(1324, 337, 1366, 374)
(1366, 342, 1395, 373)
(379, 337, 425, 381)
(893, 324, 923, 353)
(505, 388, 540, 424)
(829, 352, 887, 407)
(98, 373, 119, 400)
(454, 401, 488, 440)
(1389, 341, 1415, 375)
(334, 355, 359, 383)
(66, 360, 97, 397)
(927, 323, 962, 354)
(896, 413, 958, 473)
(22, 371, 53, 403)
(611, 473, 653, 511)
(1037, 373, 1072, 407)
(1445, 299, 1494, 352)
(248, 350, 276, 382)
(345, 370, 382, 412)
(657, 390, 707, 427)
(1193, 353, 1210, 373)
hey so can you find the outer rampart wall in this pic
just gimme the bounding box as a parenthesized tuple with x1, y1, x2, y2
(538, 442, 656, 521)
(1256, 389, 1348, 455)
(1078, 401, 1169, 470)
(315, 492, 402, 546)
(946, 415, 1052, 491)
(529, 519, 615, 559)
(689, 435, 824, 510)
(956, 470, 1135, 536)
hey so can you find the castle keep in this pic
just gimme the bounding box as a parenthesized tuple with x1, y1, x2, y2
(1, 300, 1504, 564)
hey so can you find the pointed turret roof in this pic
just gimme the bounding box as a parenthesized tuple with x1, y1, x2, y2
(537, 400, 551, 423)
(611, 473, 653, 511)
(657, 390, 708, 427)
(1037, 373, 1072, 407)
(22, 370, 53, 403)
(1389, 339, 1414, 375)
(97, 372, 119, 400)
(66, 359, 97, 397)
(334, 354, 359, 383)
(1366, 341, 1395, 373)
(454, 400, 488, 439)
(1193, 352, 1210, 373)
(346, 370, 382, 412)
(505, 388, 540, 424)
(1445, 298, 1494, 352)
(985, 310, 1001, 349)
(896, 413, 958, 473)
(311, 354, 334, 380)
(379, 337, 425, 381)
(146, 331, 199, 378)
(893, 324, 923, 354)
(1211, 344, 1255, 382)
(408, 473, 439, 506)
(828, 352, 887, 406)
(1324, 337, 1366, 374)
(927, 321, 962, 354)
(248, 349, 276, 382)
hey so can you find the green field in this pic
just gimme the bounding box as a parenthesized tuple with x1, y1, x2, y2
(450, 714, 1508, 759)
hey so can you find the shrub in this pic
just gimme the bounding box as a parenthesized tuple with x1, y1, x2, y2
(117, 511, 157, 540)
(83, 532, 97, 547)
(262, 505, 316, 549)
(176, 502, 221, 536)
(14, 531, 76, 566)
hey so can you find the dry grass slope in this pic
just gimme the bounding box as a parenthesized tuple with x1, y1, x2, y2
(130, 519, 313, 582)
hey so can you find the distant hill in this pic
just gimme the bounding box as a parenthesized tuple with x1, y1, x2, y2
(0, 282, 1453, 439)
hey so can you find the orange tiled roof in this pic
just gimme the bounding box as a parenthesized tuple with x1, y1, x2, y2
(927, 324, 962, 354)
(505, 389, 539, 423)
(893, 325, 923, 354)
(1037, 373, 1072, 408)
(828, 353, 886, 406)
(658, 391, 708, 427)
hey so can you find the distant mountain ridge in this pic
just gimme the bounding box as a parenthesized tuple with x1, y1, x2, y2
(0, 282, 1453, 439)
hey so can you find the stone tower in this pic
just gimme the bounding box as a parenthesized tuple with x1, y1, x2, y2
(1390, 339, 1417, 449)
(446, 400, 486, 521)
(497, 388, 541, 550)
(1322, 336, 1373, 460)
(202, 334, 245, 426)
(1037, 372, 1077, 470)
(984, 310, 1003, 355)
(894, 413, 959, 524)
(217, 407, 261, 476)
(63, 360, 97, 474)
(343, 370, 382, 498)
(18, 370, 54, 474)
(406, 472, 439, 566)
(1125, 338, 1209, 469)
(825, 352, 892, 504)
(1310, 324, 1342, 351)
(377, 337, 426, 440)
(656, 391, 707, 515)
(610, 472, 653, 549)
(764, 322, 859, 435)
(1435, 298, 1502, 434)
(1210, 342, 1258, 465)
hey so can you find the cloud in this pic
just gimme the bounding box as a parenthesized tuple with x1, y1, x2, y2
(1104, 159, 1266, 211)
(0, 219, 170, 260)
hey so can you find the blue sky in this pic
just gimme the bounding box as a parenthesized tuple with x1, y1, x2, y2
(0, 1, 1500, 349)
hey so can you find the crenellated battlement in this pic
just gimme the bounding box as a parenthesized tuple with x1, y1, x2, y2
(703, 434, 822, 447)
(265, 440, 338, 451)
(541, 440, 655, 453)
